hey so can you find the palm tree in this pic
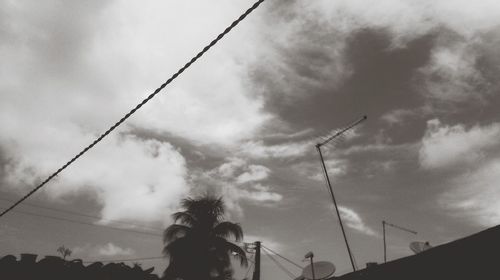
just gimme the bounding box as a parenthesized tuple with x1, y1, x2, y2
(162, 196, 247, 280)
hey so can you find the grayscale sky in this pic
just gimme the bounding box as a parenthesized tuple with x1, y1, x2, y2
(1, 0, 500, 279)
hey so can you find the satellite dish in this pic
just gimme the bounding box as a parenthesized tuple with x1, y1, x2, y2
(410, 241, 432, 254)
(302, 261, 336, 280)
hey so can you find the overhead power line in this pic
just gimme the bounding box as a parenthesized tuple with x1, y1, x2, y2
(0, 197, 163, 231)
(0, 0, 267, 219)
(0, 204, 267, 249)
(0, 207, 162, 237)
(81, 256, 164, 264)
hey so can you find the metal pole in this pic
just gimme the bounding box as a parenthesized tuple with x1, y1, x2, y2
(310, 255, 316, 280)
(316, 145, 356, 271)
(252, 241, 261, 280)
(383, 221, 386, 263)
(383, 220, 417, 263)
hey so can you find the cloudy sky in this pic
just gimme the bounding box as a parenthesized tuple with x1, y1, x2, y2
(1, 0, 500, 278)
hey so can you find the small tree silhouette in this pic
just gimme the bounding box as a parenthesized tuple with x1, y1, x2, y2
(57, 245, 72, 260)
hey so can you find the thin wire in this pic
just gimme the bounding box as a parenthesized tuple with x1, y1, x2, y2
(0, 0, 267, 219)
(0, 198, 163, 231)
(260, 244, 303, 269)
(262, 248, 297, 279)
(81, 256, 164, 264)
(2, 205, 260, 264)
(0, 207, 162, 237)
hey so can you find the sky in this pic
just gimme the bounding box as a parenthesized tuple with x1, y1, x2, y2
(1, 0, 500, 279)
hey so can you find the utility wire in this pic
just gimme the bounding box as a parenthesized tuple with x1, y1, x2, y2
(0, 204, 264, 253)
(0, 207, 162, 237)
(1, 205, 264, 249)
(0, 0, 267, 219)
(262, 248, 297, 279)
(260, 244, 303, 269)
(0, 198, 163, 231)
(81, 256, 164, 264)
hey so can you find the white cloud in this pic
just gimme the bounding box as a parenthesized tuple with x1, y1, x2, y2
(308, 158, 347, 182)
(2, 130, 189, 224)
(419, 119, 500, 169)
(218, 158, 247, 178)
(236, 165, 271, 184)
(239, 184, 283, 203)
(87, 0, 270, 145)
(98, 242, 135, 257)
(440, 159, 500, 227)
(338, 206, 378, 237)
(417, 40, 487, 103)
(73, 242, 135, 258)
(238, 140, 311, 159)
(190, 158, 282, 216)
(303, 0, 500, 42)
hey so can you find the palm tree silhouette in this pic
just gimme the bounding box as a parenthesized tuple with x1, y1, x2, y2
(162, 196, 247, 280)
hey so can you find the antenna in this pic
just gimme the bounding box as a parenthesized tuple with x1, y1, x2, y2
(315, 115, 367, 272)
(382, 220, 417, 262)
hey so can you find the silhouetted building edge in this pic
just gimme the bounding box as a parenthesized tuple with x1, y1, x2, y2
(331, 225, 500, 280)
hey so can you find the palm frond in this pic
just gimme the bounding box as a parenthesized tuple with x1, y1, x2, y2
(184, 196, 225, 222)
(214, 221, 243, 241)
(172, 211, 196, 226)
(163, 224, 191, 243)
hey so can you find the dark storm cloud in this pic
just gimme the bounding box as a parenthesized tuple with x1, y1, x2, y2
(249, 0, 500, 148)
(251, 26, 435, 143)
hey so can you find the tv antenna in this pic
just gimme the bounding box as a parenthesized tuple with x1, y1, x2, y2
(382, 220, 417, 262)
(315, 115, 367, 272)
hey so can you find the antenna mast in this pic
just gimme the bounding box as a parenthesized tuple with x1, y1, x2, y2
(315, 115, 367, 272)
(383, 220, 417, 262)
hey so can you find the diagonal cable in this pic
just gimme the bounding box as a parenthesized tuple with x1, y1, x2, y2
(262, 248, 297, 279)
(0, 0, 267, 219)
(260, 244, 303, 269)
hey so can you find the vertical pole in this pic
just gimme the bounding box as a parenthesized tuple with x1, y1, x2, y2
(252, 241, 261, 280)
(383, 221, 386, 263)
(316, 145, 356, 271)
(310, 255, 316, 280)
